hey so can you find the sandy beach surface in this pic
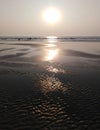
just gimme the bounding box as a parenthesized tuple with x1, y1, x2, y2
(0, 39, 100, 130)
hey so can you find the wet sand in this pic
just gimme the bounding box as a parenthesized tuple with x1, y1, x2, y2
(0, 40, 100, 129)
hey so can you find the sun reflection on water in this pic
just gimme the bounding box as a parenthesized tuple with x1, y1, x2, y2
(44, 36, 59, 61)
(45, 49, 59, 61)
(47, 36, 57, 43)
(46, 43, 56, 47)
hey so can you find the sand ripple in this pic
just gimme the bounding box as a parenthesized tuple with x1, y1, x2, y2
(0, 42, 100, 129)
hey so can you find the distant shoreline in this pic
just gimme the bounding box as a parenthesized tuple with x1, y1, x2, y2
(0, 36, 100, 42)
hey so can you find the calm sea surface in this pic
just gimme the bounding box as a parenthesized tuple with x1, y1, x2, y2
(0, 38, 100, 129)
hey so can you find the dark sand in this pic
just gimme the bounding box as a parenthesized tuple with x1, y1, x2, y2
(0, 40, 100, 130)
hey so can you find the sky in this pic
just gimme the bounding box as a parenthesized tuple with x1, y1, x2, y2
(0, 0, 100, 36)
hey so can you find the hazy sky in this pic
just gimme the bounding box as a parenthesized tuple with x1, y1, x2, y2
(0, 0, 100, 36)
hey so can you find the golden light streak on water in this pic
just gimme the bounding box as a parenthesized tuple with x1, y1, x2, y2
(45, 49, 59, 61)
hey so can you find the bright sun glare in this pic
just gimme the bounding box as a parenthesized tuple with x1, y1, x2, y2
(46, 49, 59, 61)
(43, 7, 61, 24)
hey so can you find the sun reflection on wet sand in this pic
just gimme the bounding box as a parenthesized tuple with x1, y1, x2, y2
(46, 66, 65, 74)
(45, 49, 59, 61)
(32, 102, 68, 124)
(39, 75, 68, 93)
(44, 36, 59, 61)
(46, 43, 56, 47)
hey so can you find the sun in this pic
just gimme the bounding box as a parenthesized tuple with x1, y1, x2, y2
(43, 7, 61, 24)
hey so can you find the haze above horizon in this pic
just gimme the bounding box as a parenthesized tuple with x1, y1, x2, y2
(0, 0, 100, 36)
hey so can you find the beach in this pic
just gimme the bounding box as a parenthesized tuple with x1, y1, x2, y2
(0, 39, 100, 129)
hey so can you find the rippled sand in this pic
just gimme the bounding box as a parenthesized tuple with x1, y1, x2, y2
(0, 40, 100, 129)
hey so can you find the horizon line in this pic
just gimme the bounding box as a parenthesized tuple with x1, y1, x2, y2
(0, 36, 100, 42)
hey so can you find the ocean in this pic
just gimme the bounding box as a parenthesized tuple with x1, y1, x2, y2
(0, 37, 100, 129)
